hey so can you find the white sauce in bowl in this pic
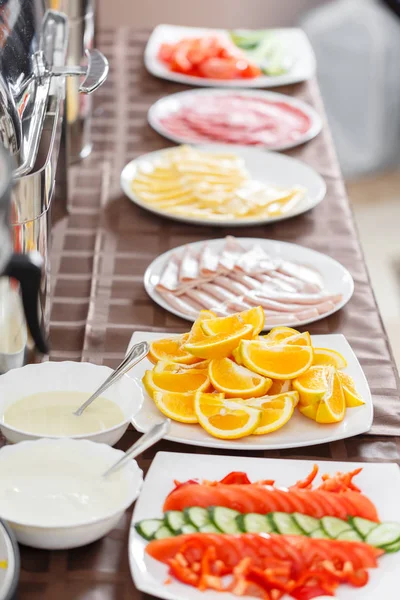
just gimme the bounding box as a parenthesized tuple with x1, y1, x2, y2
(0, 442, 133, 526)
(2, 391, 125, 436)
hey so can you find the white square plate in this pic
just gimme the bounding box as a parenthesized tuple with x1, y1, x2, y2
(128, 332, 372, 450)
(145, 24, 316, 88)
(129, 453, 400, 600)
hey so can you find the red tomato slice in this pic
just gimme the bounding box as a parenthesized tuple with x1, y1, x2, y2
(295, 492, 326, 519)
(197, 57, 243, 80)
(163, 485, 227, 511)
(338, 491, 379, 522)
(271, 489, 297, 513)
(286, 490, 310, 514)
(312, 491, 348, 520)
(219, 472, 252, 485)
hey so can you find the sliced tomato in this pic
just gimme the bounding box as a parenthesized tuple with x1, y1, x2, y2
(295, 492, 326, 519)
(163, 485, 227, 511)
(157, 43, 175, 63)
(338, 491, 379, 522)
(241, 62, 262, 78)
(168, 557, 200, 587)
(197, 57, 243, 79)
(271, 489, 297, 513)
(219, 472, 252, 485)
(286, 490, 310, 514)
(311, 490, 348, 520)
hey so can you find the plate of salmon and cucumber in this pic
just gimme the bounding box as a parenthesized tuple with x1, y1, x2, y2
(129, 453, 400, 600)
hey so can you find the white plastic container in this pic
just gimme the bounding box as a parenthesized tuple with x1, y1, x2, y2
(301, 0, 400, 177)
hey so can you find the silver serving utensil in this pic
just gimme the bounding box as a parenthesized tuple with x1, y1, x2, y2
(74, 341, 149, 416)
(102, 419, 171, 478)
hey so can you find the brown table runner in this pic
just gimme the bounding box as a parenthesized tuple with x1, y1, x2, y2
(17, 27, 400, 599)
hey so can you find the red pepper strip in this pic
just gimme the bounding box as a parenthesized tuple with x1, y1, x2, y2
(246, 566, 292, 593)
(346, 569, 369, 587)
(291, 570, 339, 595)
(166, 479, 199, 499)
(291, 585, 335, 600)
(198, 546, 224, 592)
(219, 472, 252, 485)
(291, 465, 319, 490)
(319, 468, 362, 493)
(168, 556, 200, 587)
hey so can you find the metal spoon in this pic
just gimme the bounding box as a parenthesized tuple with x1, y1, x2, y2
(102, 419, 170, 478)
(74, 341, 149, 416)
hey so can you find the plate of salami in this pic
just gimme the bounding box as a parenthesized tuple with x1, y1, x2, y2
(148, 89, 322, 151)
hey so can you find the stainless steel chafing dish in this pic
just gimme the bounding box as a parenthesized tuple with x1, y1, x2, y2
(0, 0, 108, 372)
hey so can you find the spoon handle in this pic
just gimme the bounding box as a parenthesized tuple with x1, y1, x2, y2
(74, 341, 149, 416)
(103, 419, 171, 478)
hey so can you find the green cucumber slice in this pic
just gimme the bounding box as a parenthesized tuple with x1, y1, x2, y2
(134, 518, 164, 541)
(210, 507, 241, 534)
(321, 517, 352, 539)
(383, 539, 400, 553)
(271, 512, 303, 536)
(350, 517, 379, 539)
(165, 511, 187, 533)
(237, 513, 275, 534)
(154, 525, 174, 540)
(199, 523, 221, 533)
(337, 529, 363, 542)
(366, 523, 400, 548)
(184, 507, 210, 529)
(292, 513, 320, 534)
(310, 527, 330, 539)
(180, 524, 198, 534)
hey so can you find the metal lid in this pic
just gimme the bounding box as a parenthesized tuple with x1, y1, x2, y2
(0, 520, 20, 600)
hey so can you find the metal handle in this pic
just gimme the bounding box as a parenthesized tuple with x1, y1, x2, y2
(51, 49, 109, 94)
(74, 341, 149, 416)
(102, 420, 171, 478)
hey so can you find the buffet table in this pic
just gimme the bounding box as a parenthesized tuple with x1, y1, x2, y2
(16, 28, 400, 599)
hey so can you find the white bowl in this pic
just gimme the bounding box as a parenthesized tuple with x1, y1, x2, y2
(0, 438, 143, 550)
(0, 361, 144, 445)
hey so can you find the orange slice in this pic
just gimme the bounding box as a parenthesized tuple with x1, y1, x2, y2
(313, 347, 348, 369)
(208, 358, 272, 399)
(315, 370, 346, 423)
(183, 324, 253, 359)
(201, 306, 265, 337)
(194, 392, 262, 439)
(149, 334, 199, 365)
(299, 404, 318, 420)
(152, 391, 198, 423)
(186, 310, 217, 344)
(247, 391, 299, 435)
(143, 370, 210, 399)
(153, 360, 210, 374)
(268, 379, 292, 395)
(292, 366, 333, 406)
(337, 371, 365, 407)
(238, 340, 313, 380)
(260, 326, 300, 344)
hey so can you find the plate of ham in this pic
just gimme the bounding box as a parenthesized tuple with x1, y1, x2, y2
(144, 236, 354, 329)
(148, 89, 322, 151)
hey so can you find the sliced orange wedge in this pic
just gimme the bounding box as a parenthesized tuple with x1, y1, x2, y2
(149, 334, 199, 365)
(201, 306, 265, 337)
(143, 370, 210, 399)
(238, 340, 313, 379)
(208, 358, 272, 399)
(260, 326, 300, 344)
(337, 371, 365, 407)
(268, 379, 292, 395)
(186, 310, 216, 344)
(153, 359, 210, 374)
(194, 392, 262, 439)
(315, 370, 346, 423)
(247, 391, 299, 435)
(292, 366, 333, 406)
(313, 347, 348, 369)
(152, 390, 198, 423)
(184, 324, 253, 359)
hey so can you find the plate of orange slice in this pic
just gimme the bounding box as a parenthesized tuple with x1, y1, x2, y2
(127, 307, 372, 450)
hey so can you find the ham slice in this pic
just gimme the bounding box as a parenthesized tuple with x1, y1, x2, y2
(153, 236, 342, 326)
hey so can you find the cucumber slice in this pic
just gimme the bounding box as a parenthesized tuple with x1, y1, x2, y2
(366, 523, 400, 548)
(350, 517, 379, 539)
(321, 517, 352, 539)
(180, 524, 198, 534)
(134, 518, 164, 541)
(165, 511, 187, 533)
(292, 513, 320, 534)
(237, 513, 275, 534)
(199, 523, 221, 534)
(210, 507, 241, 534)
(310, 527, 330, 539)
(271, 512, 303, 536)
(184, 507, 210, 529)
(154, 525, 174, 540)
(383, 539, 400, 553)
(337, 529, 363, 542)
